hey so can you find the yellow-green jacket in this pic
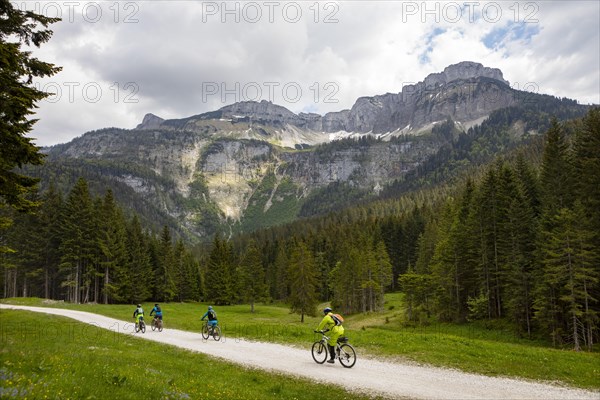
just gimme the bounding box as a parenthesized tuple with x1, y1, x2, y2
(317, 312, 344, 346)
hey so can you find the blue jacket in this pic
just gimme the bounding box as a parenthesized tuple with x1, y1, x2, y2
(150, 306, 162, 316)
(201, 309, 217, 321)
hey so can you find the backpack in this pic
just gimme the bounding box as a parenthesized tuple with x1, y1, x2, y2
(208, 310, 217, 320)
(331, 313, 344, 326)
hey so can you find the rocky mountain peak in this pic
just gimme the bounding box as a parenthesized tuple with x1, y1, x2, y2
(217, 100, 302, 126)
(219, 100, 295, 118)
(423, 61, 509, 88)
(136, 113, 164, 129)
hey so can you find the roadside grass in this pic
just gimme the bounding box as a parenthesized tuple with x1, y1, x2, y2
(0, 310, 376, 400)
(3, 296, 599, 390)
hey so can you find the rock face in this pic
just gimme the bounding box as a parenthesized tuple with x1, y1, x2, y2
(422, 61, 508, 88)
(317, 61, 513, 134)
(136, 113, 164, 129)
(139, 61, 515, 140)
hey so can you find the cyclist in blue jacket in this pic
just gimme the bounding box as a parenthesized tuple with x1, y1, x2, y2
(201, 306, 218, 330)
(150, 303, 163, 321)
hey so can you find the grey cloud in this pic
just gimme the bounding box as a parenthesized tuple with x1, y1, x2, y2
(27, 0, 600, 146)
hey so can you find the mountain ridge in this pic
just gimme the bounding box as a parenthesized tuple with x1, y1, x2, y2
(38, 61, 591, 241)
(135, 61, 516, 140)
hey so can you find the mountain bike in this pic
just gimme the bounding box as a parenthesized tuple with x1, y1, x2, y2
(202, 321, 221, 341)
(151, 316, 163, 332)
(135, 316, 146, 333)
(312, 330, 356, 368)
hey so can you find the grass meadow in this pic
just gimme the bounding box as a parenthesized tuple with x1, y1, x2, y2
(2, 293, 599, 394)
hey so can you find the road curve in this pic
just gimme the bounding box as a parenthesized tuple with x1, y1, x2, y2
(1, 305, 597, 400)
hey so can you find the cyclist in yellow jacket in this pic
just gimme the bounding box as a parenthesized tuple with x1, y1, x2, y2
(316, 307, 344, 363)
(133, 304, 144, 328)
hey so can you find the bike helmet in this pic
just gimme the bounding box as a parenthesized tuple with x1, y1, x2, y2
(155, 303, 159, 306)
(137, 304, 141, 307)
(208, 306, 213, 310)
(323, 307, 332, 314)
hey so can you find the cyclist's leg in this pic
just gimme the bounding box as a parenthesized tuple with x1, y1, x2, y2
(328, 326, 344, 346)
(328, 326, 345, 361)
(327, 345, 336, 362)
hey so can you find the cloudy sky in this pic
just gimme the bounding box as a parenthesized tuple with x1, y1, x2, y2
(20, 0, 600, 146)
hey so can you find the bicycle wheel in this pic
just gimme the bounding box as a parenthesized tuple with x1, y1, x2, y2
(311, 341, 327, 364)
(140, 320, 146, 333)
(212, 326, 221, 341)
(135, 323, 140, 333)
(151, 319, 157, 331)
(338, 344, 356, 368)
(158, 319, 163, 332)
(201, 324, 209, 340)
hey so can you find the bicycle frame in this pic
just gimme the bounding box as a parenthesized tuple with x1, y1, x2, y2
(312, 330, 356, 368)
(202, 321, 222, 341)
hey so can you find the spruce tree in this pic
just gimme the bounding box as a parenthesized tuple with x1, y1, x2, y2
(536, 206, 598, 350)
(58, 178, 95, 303)
(288, 241, 318, 322)
(206, 234, 236, 305)
(539, 119, 574, 213)
(273, 244, 290, 300)
(37, 183, 63, 299)
(238, 240, 268, 312)
(373, 240, 393, 311)
(98, 190, 128, 304)
(125, 215, 152, 303)
(155, 226, 177, 302)
(0, 0, 61, 213)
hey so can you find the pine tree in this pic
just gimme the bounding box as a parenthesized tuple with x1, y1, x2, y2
(475, 167, 504, 318)
(4, 197, 44, 297)
(125, 215, 152, 303)
(372, 240, 393, 311)
(399, 265, 434, 322)
(58, 178, 95, 303)
(155, 226, 177, 302)
(288, 241, 318, 322)
(206, 234, 236, 305)
(536, 206, 599, 350)
(429, 201, 459, 321)
(173, 239, 199, 302)
(272, 244, 290, 300)
(539, 119, 574, 213)
(571, 109, 600, 348)
(503, 190, 537, 336)
(0, 0, 61, 213)
(38, 184, 63, 299)
(238, 240, 268, 312)
(98, 190, 128, 304)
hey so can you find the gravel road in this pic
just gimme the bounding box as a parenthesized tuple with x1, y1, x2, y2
(1, 304, 597, 400)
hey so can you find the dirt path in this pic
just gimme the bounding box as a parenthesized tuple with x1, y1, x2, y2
(1, 305, 597, 400)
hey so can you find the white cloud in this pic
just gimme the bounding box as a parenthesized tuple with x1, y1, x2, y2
(22, 0, 599, 146)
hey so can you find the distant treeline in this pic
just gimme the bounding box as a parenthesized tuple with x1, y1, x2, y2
(1, 179, 201, 304)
